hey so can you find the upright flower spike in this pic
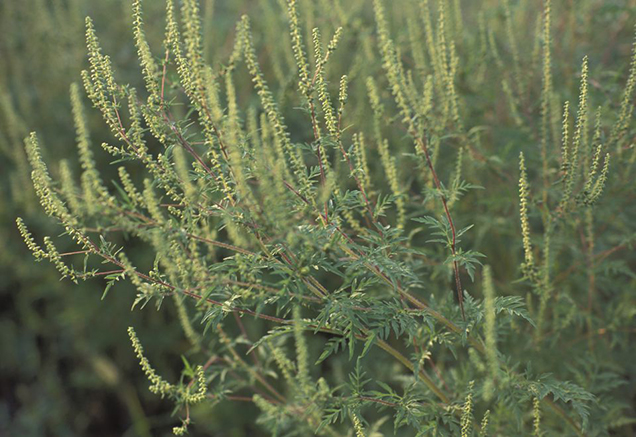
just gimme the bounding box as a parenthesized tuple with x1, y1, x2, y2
(24, 133, 72, 225)
(164, 0, 235, 205)
(533, 396, 541, 436)
(436, 0, 449, 77)
(166, 0, 208, 121)
(436, 0, 453, 123)
(418, 0, 443, 91)
(127, 89, 152, 152)
(313, 28, 339, 139)
(581, 107, 610, 205)
(132, 0, 160, 100)
(518, 152, 535, 279)
(202, 0, 216, 62)
(181, 0, 204, 72)
(180, 0, 212, 120)
(421, 74, 434, 118)
(71, 82, 112, 212)
(610, 25, 636, 149)
(589, 107, 604, 179)
(371, 2, 410, 228)
(573, 55, 590, 171)
(460, 380, 474, 437)
(479, 410, 490, 436)
(171, 148, 198, 205)
(540, 0, 553, 199)
(352, 133, 371, 193)
(560, 56, 589, 211)
(326, 26, 343, 57)
(165, 0, 190, 94)
(70, 85, 91, 173)
(240, 15, 309, 195)
(448, 146, 463, 208)
(373, 0, 413, 126)
(585, 153, 610, 205)
(287, 0, 311, 95)
(378, 138, 405, 228)
(560, 101, 571, 176)
(118, 166, 145, 207)
(83, 17, 120, 138)
(293, 306, 311, 394)
(365, 76, 384, 142)
(224, 69, 250, 202)
(58, 160, 82, 215)
(447, 38, 463, 132)
(338, 74, 348, 120)
(143, 178, 166, 226)
(85, 17, 117, 95)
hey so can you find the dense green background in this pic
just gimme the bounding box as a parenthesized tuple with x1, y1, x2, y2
(1, 0, 635, 435)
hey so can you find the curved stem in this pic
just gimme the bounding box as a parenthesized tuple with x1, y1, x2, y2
(376, 338, 450, 404)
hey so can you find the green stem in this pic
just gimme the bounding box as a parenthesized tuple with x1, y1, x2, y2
(376, 338, 451, 404)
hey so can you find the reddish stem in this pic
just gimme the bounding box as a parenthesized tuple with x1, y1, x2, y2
(414, 135, 465, 320)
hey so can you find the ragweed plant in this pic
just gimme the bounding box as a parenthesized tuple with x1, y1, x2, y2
(12, 0, 636, 435)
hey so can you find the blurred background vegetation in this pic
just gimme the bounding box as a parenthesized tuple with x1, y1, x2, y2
(1, 0, 635, 435)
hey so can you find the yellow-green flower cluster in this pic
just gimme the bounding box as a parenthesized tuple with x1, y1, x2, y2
(373, 0, 413, 127)
(448, 146, 464, 208)
(186, 365, 208, 404)
(540, 0, 553, 195)
(24, 133, 73, 225)
(287, 0, 311, 95)
(128, 326, 176, 398)
(71, 82, 114, 213)
(83, 17, 121, 140)
(271, 344, 295, 387)
(366, 77, 404, 227)
(352, 412, 365, 437)
(313, 27, 339, 140)
(518, 153, 534, 279)
(58, 160, 82, 215)
(118, 166, 145, 207)
(460, 380, 474, 437)
(132, 0, 160, 100)
(293, 306, 311, 394)
(479, 410, 490, 436)
(560, 56, 589, 211)
(611, 27, 636, 148)
(352, 133, 371, 193)
(560, 101, 571, 175)
(533, 396, 541, 436)
(16, 217, 47, 261)
(240, 16, 308, 194)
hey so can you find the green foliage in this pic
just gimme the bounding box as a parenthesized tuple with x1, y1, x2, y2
(4, 0, 636, 435)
